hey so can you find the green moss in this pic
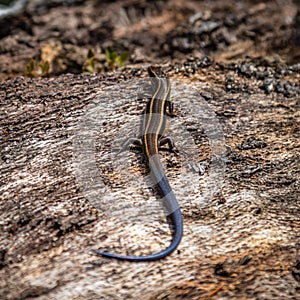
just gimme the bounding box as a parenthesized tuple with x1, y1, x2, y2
(83, 46, 129, 73)
(25, 59, 50, 77)
(105, 46, 128, 69)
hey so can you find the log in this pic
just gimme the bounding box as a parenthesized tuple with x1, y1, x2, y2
(0, 62, 299, 299)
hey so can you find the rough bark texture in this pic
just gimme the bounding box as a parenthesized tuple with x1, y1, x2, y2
(0, 0, 299, 299)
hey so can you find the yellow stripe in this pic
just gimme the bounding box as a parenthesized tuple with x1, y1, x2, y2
(143, 67, 170, 159)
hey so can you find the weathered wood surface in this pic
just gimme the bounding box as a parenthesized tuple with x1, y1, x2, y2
(0, 62, 299, 299)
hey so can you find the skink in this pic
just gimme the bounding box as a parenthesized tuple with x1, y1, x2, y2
(93, 66, 183, 261)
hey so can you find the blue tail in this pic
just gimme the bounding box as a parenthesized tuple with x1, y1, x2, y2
(93, 209, 183, 262)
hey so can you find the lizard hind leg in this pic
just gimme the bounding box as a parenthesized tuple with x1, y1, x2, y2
(114, 137, 142, 155)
